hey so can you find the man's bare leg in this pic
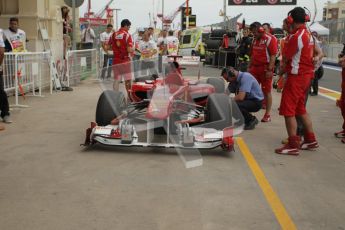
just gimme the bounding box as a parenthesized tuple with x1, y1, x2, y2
(266, 92, 272, 115)
(125, 80, 132, 99)
(113, 80, 120, 91)
(285, 116, 297, 137)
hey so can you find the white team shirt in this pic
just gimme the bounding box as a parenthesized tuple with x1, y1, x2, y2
(100, 31, 113, 54)
(157, 36, 167, 55)
(166, 36, 179, 55)
(133, 34, 143, 56)
(3, 28, 26, 52)
(138, 40, 158, 60)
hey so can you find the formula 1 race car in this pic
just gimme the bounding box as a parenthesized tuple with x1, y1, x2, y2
(83, 57, 244, 154)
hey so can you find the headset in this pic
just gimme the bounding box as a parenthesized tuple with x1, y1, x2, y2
(258, 26, 265, 34)
(286, 7, 311, 25)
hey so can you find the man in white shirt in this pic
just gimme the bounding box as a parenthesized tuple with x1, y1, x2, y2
(0, 28, 12, 125)
(138, 30, 158, 80)
(81, 21, 95, 48)
(100, 24, 114, 80)
(81, 21, 95, 70)
(166, 30, 179, 55)
(3, 17, 26, 53)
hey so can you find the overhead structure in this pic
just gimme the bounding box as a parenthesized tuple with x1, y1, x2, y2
(80, 0, 115, 26)
(157, 1, 186, 29)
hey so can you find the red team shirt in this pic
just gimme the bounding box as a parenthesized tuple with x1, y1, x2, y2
(109, 28, 133, 63)
(249, 33, 278, 94)
(284, 25, 314, 76)
(251, 33, 278, 66)
(279, 25, 315, 117)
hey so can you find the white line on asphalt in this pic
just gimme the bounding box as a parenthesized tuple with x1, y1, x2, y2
(319, 86, 341, 94)
(323, 65, 342, 72)
(319, 93, 337, 101)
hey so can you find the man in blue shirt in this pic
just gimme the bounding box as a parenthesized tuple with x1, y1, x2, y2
(222, 67, 264, 130)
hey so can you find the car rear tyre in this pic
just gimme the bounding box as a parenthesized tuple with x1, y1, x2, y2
(96, 90, 126, 126)
(207, 78, 225, 93)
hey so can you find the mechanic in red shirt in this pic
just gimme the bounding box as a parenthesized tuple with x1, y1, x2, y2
(275, 7, 319, 155)
(249, 22, 278, 123)
(108, 19, 134, 94)
(335, 47, 345, 143)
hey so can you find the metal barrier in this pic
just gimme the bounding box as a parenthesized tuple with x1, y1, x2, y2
(3, 52, 50, 107)
(65, 49, 99, 86)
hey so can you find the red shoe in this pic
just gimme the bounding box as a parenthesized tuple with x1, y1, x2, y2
(334, 130, 345, 138)
(261, 114, 271, 122)
(342, 138, 345, 144)
(275, 144, 299, 156)
(300, 141, 319, 150)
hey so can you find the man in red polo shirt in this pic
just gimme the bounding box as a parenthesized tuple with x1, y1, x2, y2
(108, 19, 134, 94)
(275, 7, 319, 155)
(249, 22, 278, 123)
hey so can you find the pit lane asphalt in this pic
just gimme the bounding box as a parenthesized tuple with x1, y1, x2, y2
(0, 68, 344, 230)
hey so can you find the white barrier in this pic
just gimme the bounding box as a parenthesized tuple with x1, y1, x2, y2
(3, 52, 50, 107)
(65, 49, 99, 86)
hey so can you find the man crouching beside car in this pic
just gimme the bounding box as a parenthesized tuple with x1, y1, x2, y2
(222, 67, 264, 130)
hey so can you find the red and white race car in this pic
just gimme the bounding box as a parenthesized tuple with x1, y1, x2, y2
(83, 57, 244, 153)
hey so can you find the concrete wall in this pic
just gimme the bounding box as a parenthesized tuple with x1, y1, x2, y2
(0, 0, 80, 60)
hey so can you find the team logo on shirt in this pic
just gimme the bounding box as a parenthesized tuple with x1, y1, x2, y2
(116, 34, 124, 39)
(267, 0, 278, 4)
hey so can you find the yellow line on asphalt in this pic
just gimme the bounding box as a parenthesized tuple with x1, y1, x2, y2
(236, 137, 297, 230)
(319, 87, 341, 101)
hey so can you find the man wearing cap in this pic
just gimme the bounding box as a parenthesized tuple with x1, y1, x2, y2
(275, 7, 319, 155)
(108, 19, 134, 94)
(166, 30, 179, 56)
(222, 67, 264, 130)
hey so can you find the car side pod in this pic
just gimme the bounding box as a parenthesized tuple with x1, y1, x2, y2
(222, 127, 234, 152)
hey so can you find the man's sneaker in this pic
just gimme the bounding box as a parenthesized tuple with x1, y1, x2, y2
(261, 114, 271, 122)
(334, 130, 345, 138)
(300, 141, 319, 150)
(244, 117, 259, 130)
(2, 116, 12, 124)
(275, 144, 300, 156)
